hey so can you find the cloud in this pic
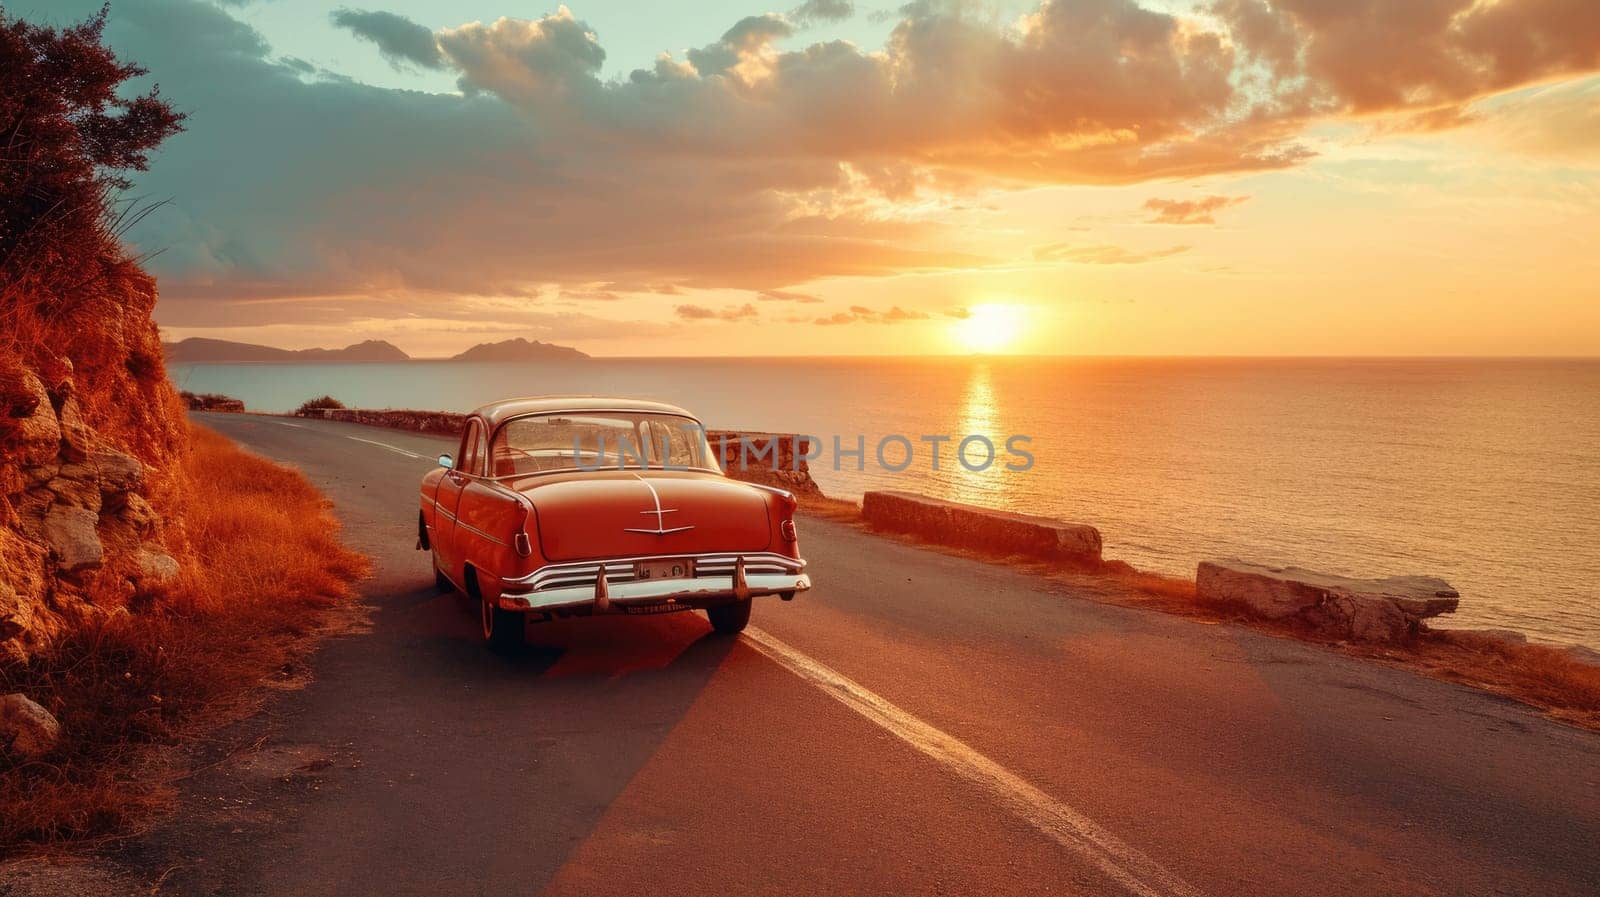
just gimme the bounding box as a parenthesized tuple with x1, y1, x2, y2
(330, 8, 444, 70)
(1214, 0, 1600, 127)
(558, 288, 622, 302)
(1143, 195, 1249, 225)
(1032, 243, 1191, 264)
(790, 0, 855, 27)
(596, 281, 683, 295)
(688, 14, 792, 76)
(28, 0, 1600, 331)
(676, 303, 759, 322)
(812, 305, 931, 325)
(756, 289, 823, 303)
(437, 9, 606, 103)
(1474, 77, 1600, 159)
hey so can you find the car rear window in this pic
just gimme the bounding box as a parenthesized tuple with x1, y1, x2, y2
(489, 412, 715, 476)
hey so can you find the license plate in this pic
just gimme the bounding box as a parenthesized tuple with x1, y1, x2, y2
(623, 602, 692, 615)
(636, 559, 693, 581)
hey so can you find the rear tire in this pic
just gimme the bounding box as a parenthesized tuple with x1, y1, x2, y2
(706, 599, 752, 635)
(477, 576, 524, 653)
(432, 552, 452, 593)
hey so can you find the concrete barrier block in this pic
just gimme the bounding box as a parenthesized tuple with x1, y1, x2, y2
(862, 490, 1102, 567)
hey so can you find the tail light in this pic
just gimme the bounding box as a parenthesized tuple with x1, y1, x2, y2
(780, 519, 797, 542)
(514, 532, 532, 557)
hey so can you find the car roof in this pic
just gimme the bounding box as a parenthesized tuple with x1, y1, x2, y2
(471, 396, 699, 428)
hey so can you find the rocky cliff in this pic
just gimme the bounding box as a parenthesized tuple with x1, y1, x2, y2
(1, 265, 189, 662)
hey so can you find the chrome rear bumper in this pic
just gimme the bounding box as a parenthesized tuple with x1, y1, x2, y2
(498, 552, 809, 613)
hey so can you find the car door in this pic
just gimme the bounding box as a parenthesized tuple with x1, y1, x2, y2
(435, 418, 484, 578)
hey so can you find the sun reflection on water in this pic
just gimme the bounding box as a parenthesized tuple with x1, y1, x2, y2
(945, 362, 1012, 508)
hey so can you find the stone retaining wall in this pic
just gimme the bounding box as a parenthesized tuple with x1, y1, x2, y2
(301, 407, 467, 436)
(179, 391, 245, 412)
(861, 490, 1103, 568)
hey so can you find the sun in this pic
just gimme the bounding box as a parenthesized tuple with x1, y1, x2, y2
(954, 303, 1026, 354)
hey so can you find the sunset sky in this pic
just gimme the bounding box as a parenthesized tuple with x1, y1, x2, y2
(35, 0, 1600, 357)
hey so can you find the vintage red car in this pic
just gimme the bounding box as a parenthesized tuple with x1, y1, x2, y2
(419, 397, 810, 650)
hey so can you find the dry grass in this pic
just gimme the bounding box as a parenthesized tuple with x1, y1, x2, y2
(0, 426, 368, 850)
(1411, 632, 1600, 729)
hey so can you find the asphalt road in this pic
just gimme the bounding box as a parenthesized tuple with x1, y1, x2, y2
(126, 413, 1600, 896)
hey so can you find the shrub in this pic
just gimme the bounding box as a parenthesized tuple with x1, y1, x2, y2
(1, 4, 190, 510)
(1, 5, 185, 324)
(179, 391, 244, 412)
(294, 395, 346, 416)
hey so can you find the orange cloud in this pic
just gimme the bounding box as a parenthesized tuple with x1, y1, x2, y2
(558, 288, 622, 302)
(1216, 0, 1600, 127)
(675, 303, 759, 322)
(1032, 243, 1191, 264)
(756, 289, 824, 303)
(812, 305, 931, 325)
(1144, 195, 1249, 225)
(77, 0, 1600, 325)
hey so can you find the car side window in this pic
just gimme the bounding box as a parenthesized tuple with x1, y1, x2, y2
(459, 420, 484, 477)
(472, 422, 488, 476)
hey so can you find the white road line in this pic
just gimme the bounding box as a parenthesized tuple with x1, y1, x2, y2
(345, 435, 425, 460)
(742, 627, 1205, 897)
(263, 418, 426, 460)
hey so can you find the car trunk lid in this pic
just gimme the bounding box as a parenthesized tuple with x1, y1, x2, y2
(521, 471, 772, 562)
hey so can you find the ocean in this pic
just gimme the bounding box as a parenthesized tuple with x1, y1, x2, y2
(169, 357, 1600, 649)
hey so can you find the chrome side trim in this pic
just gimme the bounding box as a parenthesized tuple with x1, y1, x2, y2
(741, 482, 798, 501)
(456, 520, 506, 547)
(486, 465, 725, 482)
(424, 496, 505, 546)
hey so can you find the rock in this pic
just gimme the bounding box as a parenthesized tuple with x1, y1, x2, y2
(0, 579, 27, 643)
(1564, 645, 1600, 668)
(862, 490, 1102, 567)
(13, 488, 54, 531)
(0, 693, 61, 758)
(56, 395, 92, 461)
(1197, 559, 1459, 645)
(43, 505, 102, 573)
(23, 460, 61, 487)
(707, 431, 826, 497)
(1339, 594, 1411, 644)
(0, 547, 54, 662)
(91, 449, 143, 493)
(1197, 560, 1324, 620)
(115, 493, 157, 535)
(10, 373, 61, 467)
(45, 463, 102, 512)
(135, 547, 180, 585)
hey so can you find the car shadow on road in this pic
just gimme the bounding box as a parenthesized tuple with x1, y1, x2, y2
(98, 578, 747, 897)
(396, 583, 741, 681)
